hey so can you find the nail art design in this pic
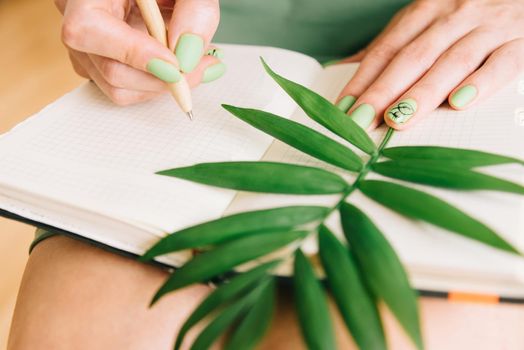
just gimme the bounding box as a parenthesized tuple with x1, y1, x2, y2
(206, 48, 224, 59)
(387, 99, 417, 124)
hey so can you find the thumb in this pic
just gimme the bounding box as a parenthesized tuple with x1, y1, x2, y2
(167, 0, 220, 73)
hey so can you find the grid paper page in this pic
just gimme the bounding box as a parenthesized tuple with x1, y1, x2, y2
(0, 45, 321, 240)
(227, 64, 524, 296)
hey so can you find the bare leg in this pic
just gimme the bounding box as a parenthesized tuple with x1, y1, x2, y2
(7, 235, 357, 350)
(10, 235, 521, 350)
(7, 236, 211, 350)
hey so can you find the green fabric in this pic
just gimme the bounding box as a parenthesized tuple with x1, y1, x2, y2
(216, 0, 411, 62)
(30, 228, 59, 253)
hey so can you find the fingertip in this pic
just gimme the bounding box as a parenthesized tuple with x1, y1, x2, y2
(185, 55, 222, 87)
(347, 103, 376, 130)
(335, 95, 356, 113)
(384, 108, 417, 131)
(202, 61, 226, 83)
(384, 115, 407, 130)
(448, 84, 478, 110)
(383, 98, 418, 130)
(447, 96, 471, 111)
(174, 33, 205, 73)
(447, 99, 465, 111)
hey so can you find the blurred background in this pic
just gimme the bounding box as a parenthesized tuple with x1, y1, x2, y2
(0, 0, 83, 346)
(1, 1, 523, 349)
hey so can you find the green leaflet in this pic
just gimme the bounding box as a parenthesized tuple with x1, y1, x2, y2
(189, 279, 271, 350)
(359, 180, 520, 255)
(173, 260, 280, 350)
(157, 161, 348, 194)
(340, 203, 423, 350)
(151, 230, 307, 304)
(383, 146, 524, 168)
(222, 104, 363, 171)
(318, 226, 386, 350)
(148, 60, 524, 350)
(293, 249, 336, 350)
(371, 160, 524, 194)
(261, 58, 376, 155)
(225, 278, 276, 350)
(141, 206, 328, 261)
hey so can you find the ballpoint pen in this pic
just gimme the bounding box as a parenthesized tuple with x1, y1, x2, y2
(136, 0, 194, 120)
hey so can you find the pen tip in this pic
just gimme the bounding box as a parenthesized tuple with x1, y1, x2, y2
(186, 111, 194, 120)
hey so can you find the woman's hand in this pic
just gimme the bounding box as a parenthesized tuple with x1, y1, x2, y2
(336, 0, 524, 130)
(55, 0, 224, 105)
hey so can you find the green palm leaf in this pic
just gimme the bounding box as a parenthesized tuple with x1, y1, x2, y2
(151, 230, 307, 304)
(141, 206, 328, 261)
(293, 249, 336, 350)
(340, 203, 423, 350)
(372, 160, 524, 194)
(189, 279, 270, 350)
(173, 261, 280, 350)
(383, 146, 524, 167)
(157, 161, 348, 194)
(222, 104, 363, 171)
(261, 58, 376, 155)
(318, 225, 386, 350)
(225, 278, 276, 350)
(147, 62, 524, 350)
(359, 180, 520, 254)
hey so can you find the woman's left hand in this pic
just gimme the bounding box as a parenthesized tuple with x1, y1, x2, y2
(336, 0, 524, 130)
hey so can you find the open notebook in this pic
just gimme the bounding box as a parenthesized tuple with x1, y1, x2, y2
(1, 44, 523, 300)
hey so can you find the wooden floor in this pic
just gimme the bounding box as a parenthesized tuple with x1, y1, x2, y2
(1, 1, 523, 349)
(0, 0, 83, 347)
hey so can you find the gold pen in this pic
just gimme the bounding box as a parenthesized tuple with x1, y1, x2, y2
(135, 0, 193, 119)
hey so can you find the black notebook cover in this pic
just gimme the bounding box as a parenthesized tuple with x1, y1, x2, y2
(2, 208, 523, 304)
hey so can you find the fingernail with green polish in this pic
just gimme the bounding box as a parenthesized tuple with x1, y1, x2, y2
(336, 95, 356, 113)
(349, 103, 375, 129)
(387, 98, 417, 125)
(450, 85, 477, 108)
(202, 62, 226, 83)
(146, 58, 181, 83)
(175, 33, 205, 73)
(206, 48, 224, 59)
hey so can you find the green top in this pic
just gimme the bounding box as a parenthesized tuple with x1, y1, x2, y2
(215, 0, 411, 62)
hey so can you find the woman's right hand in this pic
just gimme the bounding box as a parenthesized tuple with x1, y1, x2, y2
(54, 0, 224, 105)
